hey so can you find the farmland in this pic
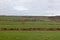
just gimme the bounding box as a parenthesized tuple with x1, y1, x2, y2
(0, 21, 60, 28)
(0, 16, 60, 28)
(0, 16, 60, 40)
(0, 31, 60, 40)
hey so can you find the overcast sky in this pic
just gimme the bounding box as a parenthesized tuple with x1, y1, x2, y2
(0, 0, 60, 16)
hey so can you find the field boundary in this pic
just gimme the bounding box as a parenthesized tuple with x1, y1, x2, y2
(0, 28, 60, 31)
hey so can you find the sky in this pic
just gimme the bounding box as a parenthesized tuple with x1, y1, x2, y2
(0, 0, 60, 16)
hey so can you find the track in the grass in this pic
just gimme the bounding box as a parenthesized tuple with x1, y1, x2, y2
(0, 28, 60, 31)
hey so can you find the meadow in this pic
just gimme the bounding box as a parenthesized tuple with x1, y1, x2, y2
(0, 31, 60, 40)
(0, 16, 60, 40)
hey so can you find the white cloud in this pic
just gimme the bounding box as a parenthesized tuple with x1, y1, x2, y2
(13, 6, 28, 11)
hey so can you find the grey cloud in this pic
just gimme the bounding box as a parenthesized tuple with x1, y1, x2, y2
(0, 0, 60, 16)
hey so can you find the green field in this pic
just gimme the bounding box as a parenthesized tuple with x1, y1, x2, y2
(0, 21, 60, 28)
(0, 16, 60, 40)
(0, 31, 60, 40)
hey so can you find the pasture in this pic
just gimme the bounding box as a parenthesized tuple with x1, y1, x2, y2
(0, 16, 60, 40)
(0, 31, 60, 40)
(0, 21, 60, 28)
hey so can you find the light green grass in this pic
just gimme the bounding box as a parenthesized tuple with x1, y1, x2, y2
(0, 21, 60, 28)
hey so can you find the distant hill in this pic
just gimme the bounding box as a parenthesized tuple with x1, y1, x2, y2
(48, 16, 60, 21)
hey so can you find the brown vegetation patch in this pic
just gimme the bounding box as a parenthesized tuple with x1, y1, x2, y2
(0, 28, 60, 31)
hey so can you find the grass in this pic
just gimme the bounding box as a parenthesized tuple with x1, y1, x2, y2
(0, 21, 60, 40)
(0, 31, 60, 40)
(0, 21, 60, 28)
(0, 16, 60, 40)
